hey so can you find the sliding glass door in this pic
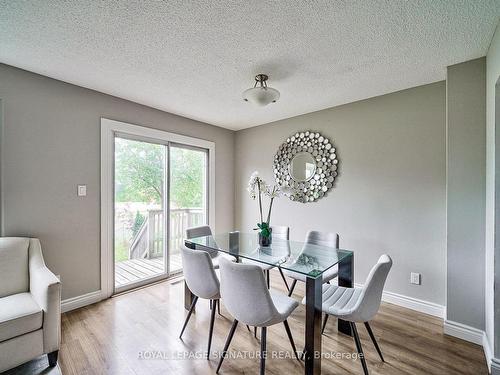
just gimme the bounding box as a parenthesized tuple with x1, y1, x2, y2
(114, 137, 166, 290)
(113, 137, 208, 292)
(168, 145, 208, 273)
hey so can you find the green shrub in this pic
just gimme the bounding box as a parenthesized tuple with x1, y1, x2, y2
(132, 211, 145, 238)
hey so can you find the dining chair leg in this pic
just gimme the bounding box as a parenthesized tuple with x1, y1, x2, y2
(266, 270, 270, 289)
(254, 326, 258, 338)
(260, 326, 267, 375)
(350, 322, 369, 375)
(210, 299, 213, 310)
(288, 280, 297, 297)
(217, 299, 221, 315)
(278, 268, 290, 292)
(179, 296, 198, 338)
(364, 322, 384, 362)
(321, 313, 329, 334)
(246, 324, 251, 332)
(283, 320, 299, 360)
(216, 319, 239, 374)
(207, 299, 217, 359)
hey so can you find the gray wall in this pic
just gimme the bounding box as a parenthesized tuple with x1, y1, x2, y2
(0, 64, 235, 300)
(446, 58, 486, 330)
(495, 83, 500, 371)
(487, 21, 500, 366)
(235, 82, 447, 305)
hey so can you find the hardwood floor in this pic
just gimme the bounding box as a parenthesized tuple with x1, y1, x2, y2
(60, 271, 488, 375)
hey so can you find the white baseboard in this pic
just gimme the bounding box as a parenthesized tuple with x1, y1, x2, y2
(443, 320, 484, 345)
(491, 357, 500, 375)
(353, 283, 445, 318)
(61, 290, 103, 313)
(483, 334, 494, 372)
(444, 320, 497, 371)
(381, 289, 445, 318)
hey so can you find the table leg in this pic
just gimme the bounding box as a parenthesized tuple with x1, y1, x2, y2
(305, 276, 322, 375)
(184, 240, 195, 310)
(338, 253, 354, 336)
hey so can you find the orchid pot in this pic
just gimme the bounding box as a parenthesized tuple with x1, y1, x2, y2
(257, 223, 272, 247)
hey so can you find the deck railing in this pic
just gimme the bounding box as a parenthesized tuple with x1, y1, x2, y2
(170, 208, 205, 254)
(129, 208, 204, 260)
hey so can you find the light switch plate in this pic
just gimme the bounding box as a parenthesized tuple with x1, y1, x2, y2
(77, 184, 87, 197)
(410, 272, 421, 285)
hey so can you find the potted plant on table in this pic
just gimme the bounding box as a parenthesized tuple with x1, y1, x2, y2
(247, 171, 284, 247)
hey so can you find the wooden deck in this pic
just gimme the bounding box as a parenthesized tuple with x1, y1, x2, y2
(115, 254, 182, 288)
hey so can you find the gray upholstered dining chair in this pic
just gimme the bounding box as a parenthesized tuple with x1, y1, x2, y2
(244, 225, 291, 337)
(243, 225, 290, 289)
(309, 254, 392, 375)
(216, 257, 300, 374)
(284, 230, 339, 332)
(179, 245, 221, 358)
(185, 225, 235, 269)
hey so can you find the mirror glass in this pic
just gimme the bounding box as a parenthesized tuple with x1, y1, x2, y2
(289, 152, 317, 182)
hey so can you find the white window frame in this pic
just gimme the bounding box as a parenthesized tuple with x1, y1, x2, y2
(100, 118, 216, 298)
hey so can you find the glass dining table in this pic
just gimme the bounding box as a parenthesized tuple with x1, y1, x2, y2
(184, 231, 354, 375)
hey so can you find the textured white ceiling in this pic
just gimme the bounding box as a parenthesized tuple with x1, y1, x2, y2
(1, 1, 499, 130)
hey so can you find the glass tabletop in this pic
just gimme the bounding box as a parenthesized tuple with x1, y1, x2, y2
(185, 232, 353, 279)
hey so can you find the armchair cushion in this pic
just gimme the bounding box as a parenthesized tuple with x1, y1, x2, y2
(0, 292, 42, 342)
(0, 238, 30, 298)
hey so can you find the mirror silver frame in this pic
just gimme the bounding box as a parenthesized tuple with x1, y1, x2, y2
(273, 131, 339, 203)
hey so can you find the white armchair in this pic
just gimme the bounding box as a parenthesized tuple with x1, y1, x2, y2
(0, 238, 61, 372)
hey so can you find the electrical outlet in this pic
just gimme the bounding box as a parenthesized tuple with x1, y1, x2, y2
(410, 272, 421, 285)
(77, 184, 87, 197)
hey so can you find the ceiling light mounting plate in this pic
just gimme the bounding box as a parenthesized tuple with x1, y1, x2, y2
(255, 74, 269, 87)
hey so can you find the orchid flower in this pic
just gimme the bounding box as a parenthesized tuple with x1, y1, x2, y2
(263, 185, 281, 199)
(247, 171, 264, 198)
(247, 171, 284, 231)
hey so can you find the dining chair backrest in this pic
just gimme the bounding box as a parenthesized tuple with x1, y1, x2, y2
(351, 254, 392, 322)
(185, 225, 219, 257)
(270, 226, 290, 240)
(180, 245, 220, 299)
(219, 257, 279, 326)
(305, 230, 339, 248)
(185, 225, 212, 239)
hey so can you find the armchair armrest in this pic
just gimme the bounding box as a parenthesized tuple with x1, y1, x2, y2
(29, 239, 61, 354)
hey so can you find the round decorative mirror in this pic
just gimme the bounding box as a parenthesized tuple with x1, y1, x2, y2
(289, 152, 317, 182)
(273, 131, 339, 203)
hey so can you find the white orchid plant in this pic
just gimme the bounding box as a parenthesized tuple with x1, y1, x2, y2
(247, 171, 284, 239)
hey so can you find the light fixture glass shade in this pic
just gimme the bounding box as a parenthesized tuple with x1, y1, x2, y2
(242, 86, 280, 106)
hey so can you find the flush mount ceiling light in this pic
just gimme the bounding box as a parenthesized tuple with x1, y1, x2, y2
(242, 74, 280, 106)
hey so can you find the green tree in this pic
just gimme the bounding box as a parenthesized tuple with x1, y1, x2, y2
(115, 138, 164, 204)
(170, 147, 204, 208)
(115, 138, 204, 208)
